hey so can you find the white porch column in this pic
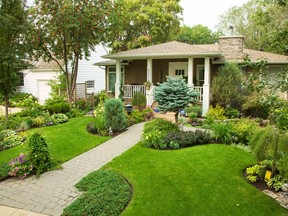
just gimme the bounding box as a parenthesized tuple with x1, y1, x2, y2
(147, 59, 153, 82)
(202, 57, 210, 116)
(188, 57, 194, 87)
(115, 59, 121, 98)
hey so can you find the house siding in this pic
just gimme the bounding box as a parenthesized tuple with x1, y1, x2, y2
(17, 70, 59, 98)
(75, 44, 108, 94)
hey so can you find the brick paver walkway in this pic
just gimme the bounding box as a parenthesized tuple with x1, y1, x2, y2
(0, 122, 144, 216)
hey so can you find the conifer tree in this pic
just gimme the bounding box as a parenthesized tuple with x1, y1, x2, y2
(154, 77, 198, 123)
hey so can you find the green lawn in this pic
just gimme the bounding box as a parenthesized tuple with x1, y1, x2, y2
(104, 144, 288, 216)
(0, 117, 110, 163)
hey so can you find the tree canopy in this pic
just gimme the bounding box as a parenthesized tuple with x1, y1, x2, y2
(154, 77, 198, 123)
(174, 25, 219, 45)
(109, 0, 183, 52)
(0, 0, 32, 126)
(30, 0, 120, 102)
(217, 0, 288, 54)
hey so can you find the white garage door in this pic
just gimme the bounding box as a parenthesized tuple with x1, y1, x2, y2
(37, 80, 51, 104)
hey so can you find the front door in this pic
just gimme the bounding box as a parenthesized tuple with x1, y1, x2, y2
(168, 62, 188, 78)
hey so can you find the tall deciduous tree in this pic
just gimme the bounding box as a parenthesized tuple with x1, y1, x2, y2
(0, 0, 32, 126)
(217, 0, 288, 55)
(30, 0, 120, 102)
(175, 25, 219, 45)
(109, 0, 183, 52)
(154, 77, 198, 123)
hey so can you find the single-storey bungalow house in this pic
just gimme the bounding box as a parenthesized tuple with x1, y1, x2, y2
(95, 35, 288, 115)
(17, 44, 109, 104)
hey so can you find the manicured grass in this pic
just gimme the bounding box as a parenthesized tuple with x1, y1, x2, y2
(103, 144, 288, 216)
(0, 117, 110, 163)
(63, 170, 131, 216)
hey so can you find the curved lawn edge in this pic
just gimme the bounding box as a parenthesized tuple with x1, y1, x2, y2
(62, 169, 133, 216)
(103, 143, 288, 216)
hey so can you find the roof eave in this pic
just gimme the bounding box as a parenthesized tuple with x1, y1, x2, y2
(103, 52, 220, 60)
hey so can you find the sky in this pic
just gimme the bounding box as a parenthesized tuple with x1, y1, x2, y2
(180, 0, 250, 30)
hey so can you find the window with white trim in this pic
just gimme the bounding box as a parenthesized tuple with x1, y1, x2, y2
(175, 69, 185, 76)
(17, 72, 24, 86)
(107, 66, 124, 92)
(86, 80, 95, 88)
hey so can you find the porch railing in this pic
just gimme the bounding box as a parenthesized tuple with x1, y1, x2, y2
(123, 85, 146, 99)
(193, 86, 203, 103)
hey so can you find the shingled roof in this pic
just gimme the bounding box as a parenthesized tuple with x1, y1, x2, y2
(102, 41, 288, 64)
(103, 41, 220, 59)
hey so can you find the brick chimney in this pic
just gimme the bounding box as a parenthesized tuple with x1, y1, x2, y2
(218, 35, 245, 60)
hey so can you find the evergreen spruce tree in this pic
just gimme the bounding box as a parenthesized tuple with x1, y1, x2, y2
(154, 77, 198, 123)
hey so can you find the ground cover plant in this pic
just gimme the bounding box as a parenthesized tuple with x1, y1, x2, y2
(101, 144, 287, 215)
(0, 117, 110, 164)
(63, 170, 132, 216)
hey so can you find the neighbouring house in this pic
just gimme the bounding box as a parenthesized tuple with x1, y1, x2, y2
(17, 44, 109, 104)
(95, 35, 288, 115)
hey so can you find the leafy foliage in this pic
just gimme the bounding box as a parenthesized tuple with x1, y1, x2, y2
(217, 0, 288, 55)
(175, 24, 218, 44)
(249, 127, 288, 176)
(8, 153, 33, 179)
(211, 63, 243, 108)
(104, 99, 127, 132)
(45, 97, 70, 114)
(93, 102, 107, 136)
(27, 132, 55, 176)
(154, 77, 198, 123)
(205, 105, 227, 120)
(109, 0, 183, 51)
(63, 170, 131, 216)
(132, 92, 146, 111)
(0, 130, 26, 151)
(141, 118, 179, 149)
(30, 0, 118, 102)
(0, 0, 33, 125)
(164, 130, 212, 149)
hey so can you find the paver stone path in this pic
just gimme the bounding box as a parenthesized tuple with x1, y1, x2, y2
(0, 122, 144, 216)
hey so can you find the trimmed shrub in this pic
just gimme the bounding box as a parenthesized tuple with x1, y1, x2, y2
(105, 99, 127, 132)
(132, 92, 146, 111)
(86, 122, 97, 134)
(46, 101, 70, 114)
(225, 108, 240, 119)
(164, 130, 212, 149)
(0, 162, 10, 181)
(206, 105, 227, 120)
(127, 109, 145, 125)
(185, 105, 202, 117)
(27, 132, 54, 176)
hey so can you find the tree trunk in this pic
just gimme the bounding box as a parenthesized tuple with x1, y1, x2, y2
(4, 94, 9, 128)
(175, 111, 179, 124)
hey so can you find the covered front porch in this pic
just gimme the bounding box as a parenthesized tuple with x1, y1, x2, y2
(114, 57, 213, 116)
(101, 41, 221, 116)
